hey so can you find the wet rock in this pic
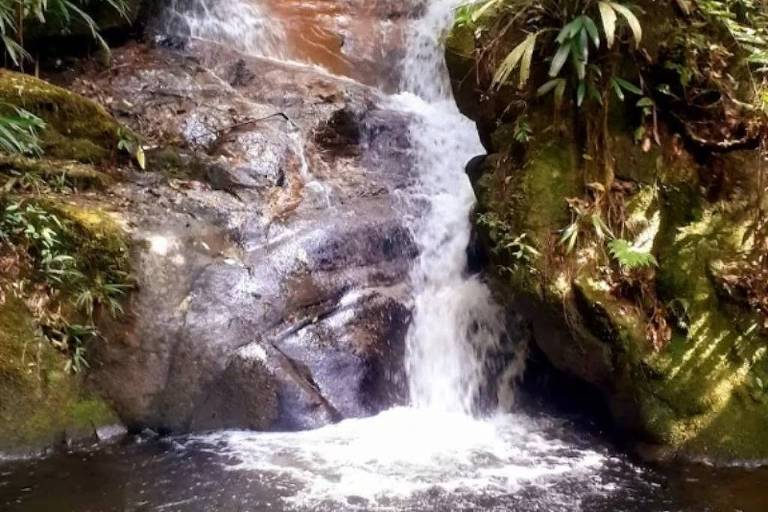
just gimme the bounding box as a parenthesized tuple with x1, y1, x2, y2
(68, 41, 419, 434)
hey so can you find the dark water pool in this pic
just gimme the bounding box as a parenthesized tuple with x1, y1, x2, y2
(1, 409, 767, 512)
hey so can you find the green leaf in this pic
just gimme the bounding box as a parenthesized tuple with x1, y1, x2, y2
(549, 43, 572, 77)
(598, 1, 618, 48)
(614, 77, 643, 94)
(609, 2, 642, 48)
(611, 78, 625, 101)
(583, 16, 601, 48)
(577, 81, 587, 107)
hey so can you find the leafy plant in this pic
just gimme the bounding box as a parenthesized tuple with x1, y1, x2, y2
(75, 271, 130, 318)
(46, 322, 97, 374)
(0, 104, 45, 155)
(455, 0, 505, 30)
(478, 211, 541, 269)
(489, 0, 644, 109)
(558, 195, 614, 253)
(0, 0, 130, 67)
(608, 238, 657, 269)
(117, 127, 146, 170)
(0, 201, 82, 283)
(513, 115, 533, 142)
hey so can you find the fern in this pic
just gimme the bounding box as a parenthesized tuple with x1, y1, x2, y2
(608, 238, 658, 269)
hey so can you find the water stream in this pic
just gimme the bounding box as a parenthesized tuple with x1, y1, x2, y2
(2, 1, 768, 511)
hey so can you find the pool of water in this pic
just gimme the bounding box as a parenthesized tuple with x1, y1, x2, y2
(2, 407, 767, 512)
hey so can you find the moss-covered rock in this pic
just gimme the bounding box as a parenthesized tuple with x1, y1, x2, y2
(0, 70, 124, 163)
(449, 0, 768, 462)
(0, 295, 119, 454)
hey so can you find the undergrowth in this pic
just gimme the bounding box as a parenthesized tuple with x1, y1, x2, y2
(458, 0, 768, 349)
(0, 197, 132, 373)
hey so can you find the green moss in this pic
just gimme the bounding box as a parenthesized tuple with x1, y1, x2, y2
(0, 153, 112, 191)
(0, 70, 124, 164)
(634, 204, 768, 458)
(43, 200, 131, 281)
(0, 296, 118, 452)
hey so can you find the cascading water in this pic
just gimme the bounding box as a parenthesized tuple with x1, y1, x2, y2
(396, 0, 519, 415)
(0, 2, 679, 511)
(139, 1, 637, 508)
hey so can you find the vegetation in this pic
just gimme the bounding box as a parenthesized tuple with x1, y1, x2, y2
(0, 0, 131, 67)
(449, 0, 768, 459)
(0, 50, 136, 377)
(454, 0, 768, 334)
(0, 198, 132, 373)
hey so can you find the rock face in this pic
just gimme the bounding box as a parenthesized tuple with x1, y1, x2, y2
(445, 2, 768, 462)
(56, 39, 417, 433)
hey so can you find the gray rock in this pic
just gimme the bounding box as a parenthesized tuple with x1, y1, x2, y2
(77, 40, 419, 435)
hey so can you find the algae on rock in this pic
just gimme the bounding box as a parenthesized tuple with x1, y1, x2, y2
(446, 0, 768, 461)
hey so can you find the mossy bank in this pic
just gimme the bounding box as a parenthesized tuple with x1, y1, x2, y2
(0, 71, 132, 454)
(446, 0, 768, 461)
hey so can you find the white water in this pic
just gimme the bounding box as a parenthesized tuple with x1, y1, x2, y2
(165, 0, 286, 57)
(162, 1, 632, 508)
(395, 0, 518, 414)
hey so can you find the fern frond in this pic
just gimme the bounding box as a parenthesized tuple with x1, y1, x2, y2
(608, 239, 657, 269)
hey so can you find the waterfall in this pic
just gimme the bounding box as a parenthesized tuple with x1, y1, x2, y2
(396, 1, 519, 414)
(163, 0, 522, 415)
(0, 3, 644, 510)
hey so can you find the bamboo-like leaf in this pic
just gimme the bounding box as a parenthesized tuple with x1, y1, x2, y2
(614, 77, 643, 94)
(577, 81, 587, 106)
(518, 32, 538, 88)
(471, 0, 504, 23)
(612, 78, 625, 100)
(492, 36, 530, 89)
(583, 16, 601, 48)
(549, 43, 571, 77)
(609, 2, 642, 47)
(537, 78, 563, 96)
(598, 1, 617, 48)
(135, 146, 146, 170)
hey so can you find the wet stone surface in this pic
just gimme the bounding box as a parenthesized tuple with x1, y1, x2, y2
(53, 39, 421, 434)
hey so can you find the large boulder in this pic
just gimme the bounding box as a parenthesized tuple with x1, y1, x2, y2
(60, 40, 418, 433)
(445, 1, 768, 462)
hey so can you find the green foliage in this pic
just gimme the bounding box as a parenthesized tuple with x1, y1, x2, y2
(478, 211, 541, 269)
(0, 0, 130, 67)
(487, 0, 643, 108)
(698, 0, 768, 69)
(0, 103, 44, 155)
(558, 196, 614, 253)
(513, 115, 533, 142)
(0, 201, 81, 284)
(117, 127, 145, 170)
(455, 0, 505, 30)
(608, 237, 657, 269)
(0, 199, 132, 372)
(46, 323, 96, 374)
